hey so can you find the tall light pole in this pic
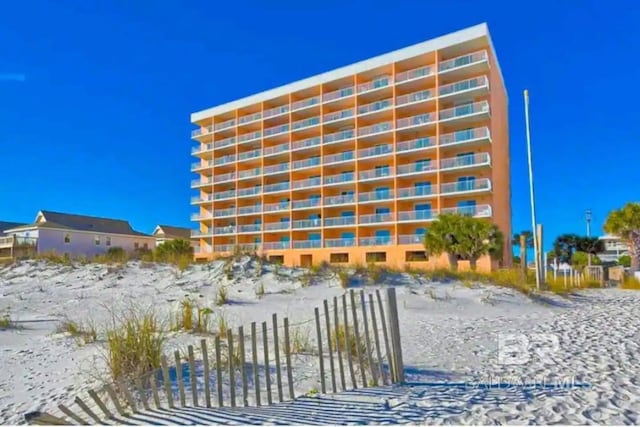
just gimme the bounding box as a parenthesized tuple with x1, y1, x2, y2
(524, 89, 541, 290)
(586, 209, 592, 237)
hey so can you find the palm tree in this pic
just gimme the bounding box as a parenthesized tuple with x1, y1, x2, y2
(575, 236, 605, 267)
(424, 213, 503, 271)
(553, 234, 581, 264)
(604, 202, 640, 273)
(512, 231, 533, 278)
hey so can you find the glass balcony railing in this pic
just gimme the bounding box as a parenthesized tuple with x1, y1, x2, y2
(359, 213, 393, 224)
(238, 131, 262, 143)
(397, 162, 436, 175)
(264, 201, 289, 212)
(440, 153, 490, 170)
(396, 89, 433, 107)
(238, 224, 261, 233)
(214, 208, 235, 218)
(214, 190, 235, 200)
(191, 230, 212, 238)
(359, 190, 394, 202)
(238, 205, 262, 215)
(395, 65, 434, 83)
(214, 119, 236, 132)
(359, 236, 393, 246)
(397, 210, 434, 222)
(439, 101, 490, 121)
(359, 167, 392, 180)
(214, 244, 235, 252)
(324, 216, 356, 227)
(438, 50, 488, 73)
(396, 137, 435, 152)
(192, 143, 213, 154)
(213, 172, 235, 183)
(439, 76, 488, 97)
(397, 186, 433, 198)
(293, 240, 322, 249)
(263, 142, 290, 156)
(292, 198, 322, 209)
(292, 116, 320, 131)
(324, 129, 355, 144)
(264, 163, 290, 175)
(238, 168, 262, 179)
(191, 212, 213, 221)
(292, 96, 321, 111)
(191, 160, 214, 170)
(324, 172, 355, 185)
(358, 144, 392, 158)
(191, 177, 214, 187)
(357, 76, 391, 93)
(325, 194, 355, 205)
(264, 104, 289, 119)
(439, 127, 490, 147)
(325, 238, 356, 247)
(264, 241, 290, 250)
(214, 225, 236, 235)
(358, 98, 392, 115)
(440, 204, 492, 218)
(323, 108, 354, 123)
(191, 194, 214, 204)
(324, 151, 354, 164)
(358, 122, 393, 137)
(264, 182, 290, 193)
(323, 86, 355, 103)
(292, 219, 322, 229)
(265, 222, 290, 231)
(264, 124, 290, 138)
(292, 177, 322, 189)
(238, 149, 262, 161)
(214, 155, 235, 166)
(398, 234, 425, 244)
(237, 186, 262, 197)
(215, 136, 236, 149)
(238, 111, 262, 125)
(440, 178, 491, 194)
(191, 125, 214, 138)
(293, 157, 321, 170)
(292, 136, 321, 151)
(396, 113, 435, 129)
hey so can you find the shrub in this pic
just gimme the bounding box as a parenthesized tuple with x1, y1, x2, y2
(105, 307, 164, 382)
(0, 310, 18, 329)
(154, 239, 194, 268)
(338, 270, 350, 289)
(622, 275, 640, 290)
(36, 251, 71, 265)
(216, 286, 229, 306)
(173, 299, 213, 333)
(367, 263, 383, 285)
(94, 247, 129, 264)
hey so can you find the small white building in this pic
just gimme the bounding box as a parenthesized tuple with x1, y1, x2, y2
(152, 225, 197, 249)
(2, 210, 155, 258)
(597, 234, 630, 263)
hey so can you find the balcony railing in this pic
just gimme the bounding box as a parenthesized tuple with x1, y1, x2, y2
(292, 96, 321, 111)
(358, 122, 393, 137)
(439, 101, 490, 121)
(293, 240, 322, 249)
(358, 144, 392, 159)
(325, 172, 355, 185)
(325, 238, 356, 247)
(264, 182, 290, 193)
(359, 189, 394, 202)
(396, 113, 435, 130)
(238, 149, 262, 161)
(214, 155, 235, 166)
(238, 205, 262, 215)
(192, 230, 213, 238)
(264, 202, 289, 213)
(397, 186, 434, 198)
(214, 208, 235, 218)
(324, 151, 354, 165)
(398, 234, 424, 244)
(191, 160, 214, 170)
(359, 167, 392, 180)
(237, 186, 262, 197)
(397, 162, 436, 176)
(359, 213, 393, 224)
(292, 219, 322, 229)
(440, 204, 492, 218)
(238, 131, 262, 143)
(191, 212, 213, 221)
(214, 244, 235, 252)
(292, 198, 322, 209)
(293, 157, 321, 170)
(264, 104, 289, 119)
(191, 194, 214, 204)
(191, 177, 214, 187)
(439, 50, 488, 72)
(395, 65, 434, 83)
(264, 241, 290, 250)
(396, 137, 435, 152)
(439, 127, 490, 147)
(397, 210, 434, 222)
(238, 224, 261, 233)
(263, 142, 289, 157)
(440, 153, 490, 170)
(264, 124, 290, 138)
(358, 76, 391, 93)
(215, 136, 236, 149)
(324, 216, 356, 227)
(324, 129, 355, 144)
(439, 76, 488, 97)
(395, 89, 433, 107)
(215, 119, 236, 132)
(358, 99, 392, 115)
(213, 226, 235, 235)
(264, 163, 290, 175)
(238, 168, 262, 179)
(214, 190, 236, 200)
(292, 116, 320, 131)
(191, 125, 214, 138)
(359, 236, 393, 246)
(323, 86, 354, 103)
(292, 177, 322, 189)
(325, 194, 355, 205)
(213, 172, 235, 183)
(292, 136, 321, 151)
(265, 222, 290, 231)
(238, 112, 262, 125)
(323, 108, 354, 123)
(440, 178, 491, 195)
(192, 143, 213, 154)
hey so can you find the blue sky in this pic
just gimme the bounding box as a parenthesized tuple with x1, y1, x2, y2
(1, 0, 638, 250)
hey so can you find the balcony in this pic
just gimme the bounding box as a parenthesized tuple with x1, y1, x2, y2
(214, 225, 236, 235)
(264, 104, 290, 119)
(237, 186, 262, 197)
(440, 153, 490, 171)
(192, 230, 213, 238)
(396, 137, 436, 153)
(397, 186, 434, 199)
(358, 122, 393, 138)
(292, 116, 320, 131)
(238, 205, 262, 215)
(396, 113, 435, 130)
(324, 151, 354, 165)
(264, 201, 289, 213)
(293, 157, 321, 171)
(398, 234, 425, 245)
(440, 178, 491, 195)
(397, 162, 436, 176)
(325, 172, 355, 185)
(292, 198, 322, 210)
(440, 127, 491, 147)
(214, 155, 235, 166)
(263, 143, 289, 157)
(238, 168, 262, 180)
(264, 182, 290, 193)
(191, 177, 213, 188)
(264, 241, 290, 250)
(325, 238, 356, 247)
(292, 219, 322, 229)
(323, 108, 354, 123)
(440, 204, 492, 218)
(238, 112, 262, 126)
(214, 244, 234, 252)
(264, 163, 290, 176)
(439, 101, 490, 123)
(292, 177, 322, 190)
(191, 194, 214, 204)
(358, 143, 392, 159)
(191, 160, 214, 171)
(292, 136, 321, 151)
(396, 65, 434, 84)
(323, 86, 354, 103)
(195, 246, 213, 255)
(439, 50, 488, 74)
(359, 213, 393, 224)
(358, 99, 393, 116)
(192, 143, 213, 155)
(213, 172, 235, 184)
(265, 222, 290, 231)
(357, 76, 391, 94)
(214, 208, 236, 218)
(191, 212, 213, 221)
(292, 96, 321, 112)
(215, 136, 236, 149)
(238, 131, 262, 144)
(396, 89, 434, 107)
(238, 224, 261, 233)
(359, 236, 393, 246)
(238, 149, 262, 161)
(360, 166, 394, 180)
(324, 129, 355, 145)
(397, 210, 434, 222)
(359, 189, 394, 203)
(324, 216, 356, 227)
(215, 119, 236, 132)
(264, 124, 289, 138)
(293, 240, 322, 249)
(325, 194, 355, 206)
(439, 76, 489, 98)
(191, 125, 214, 139)
(213, 190, 235, 201)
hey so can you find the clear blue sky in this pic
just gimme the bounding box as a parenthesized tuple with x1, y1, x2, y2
(1, 0, 638, 250)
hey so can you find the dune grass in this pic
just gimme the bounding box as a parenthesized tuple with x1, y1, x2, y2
(621, 275, 640, 290)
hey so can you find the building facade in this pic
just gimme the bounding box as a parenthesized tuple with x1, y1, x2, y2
(190, 23, 511, 270)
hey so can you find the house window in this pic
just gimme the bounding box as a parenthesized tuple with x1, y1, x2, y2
(95, 236, 101, 245)
(64, 234, 71, 244)
(134, 242, 139, 250)
(366, 252, 387, 263)
(330, 253, 349, 263)
(106, 237, 111, 246)
(143, 243, 149, 250)
(406, 251, 428, 262)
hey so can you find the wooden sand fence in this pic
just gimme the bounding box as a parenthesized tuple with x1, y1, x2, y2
(25, 288, 404, 425)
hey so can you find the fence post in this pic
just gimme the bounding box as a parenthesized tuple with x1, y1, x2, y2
(386, 287, 404, 383)
(238, 326, 249, 407)
(201, 339, 212, 408)
(188, 345, 198, 407)
(314, 307, 326, 394)
(349, 289, 367, 386)
(323, 299, 337, 393)
(227, 329, 236, 407)
(251, 322, 261, 406)
(333, 296, 346, 391)
(272, 313, 284, 402)
(283, 317, 295, 400)
(262, 321, 272, 405)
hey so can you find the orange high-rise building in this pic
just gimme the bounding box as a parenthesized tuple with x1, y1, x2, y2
(190, 23, 510, 271)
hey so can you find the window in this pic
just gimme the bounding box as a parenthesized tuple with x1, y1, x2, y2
(415, 159, 432, 171)
(134, 242, 139, 250)
(456, 152, 474, 166)
(457, 176, 476, 191)
(366, 252, 387, 263)
(269, 255, 284, 264)
(330, 253, 349, 263)
(94, 236, 100, 246)
(374, 165, 390, 177)
(143, 243, 149, 250)
(309, 233, 321, 241)
(457, 200, 477, 216)
(375, 187, 390, 200)
(406, 251, 428, 262)
(64, 234, 71, 244)
(106, 237, 111, 246)
(415, 181, 432, 196)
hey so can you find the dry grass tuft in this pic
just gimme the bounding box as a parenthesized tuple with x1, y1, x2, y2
(621, 275, 640, 290)
(57, 318, 98, 344)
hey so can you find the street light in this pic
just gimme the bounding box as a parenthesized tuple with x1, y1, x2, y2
(586, 209, 592, 237)
(524, 89, 541, 290)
